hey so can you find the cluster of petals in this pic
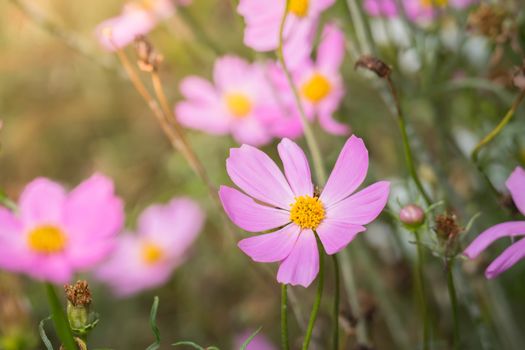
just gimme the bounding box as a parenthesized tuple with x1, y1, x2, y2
(363, 0, 477, 22)
(220, 136, 390, 287)
(0, 174, 124, 284)
(96, 198, 204, 296)
(464, 167, 525, 279)
(96, 0, 191, 51)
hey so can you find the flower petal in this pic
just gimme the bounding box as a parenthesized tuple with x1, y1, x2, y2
(226, 144, 295, 208)
(506, 166, 525, 216)
(317, 23, 345, 70)
(238, 224, 300, 263)
(179, 76, 219, 104)
(320, 135, 369, 206)
(19, 178, 66, 227)
(316, 220, 366, 254)
(464, 221, 525, 259)
(326, 181, 390, 224)
(485, 238, 525, 279)
(277, 230, 319, 287)
(0, 208, 25, 272)
(219, 186, 290, 232)
(277, 138, 313, 197)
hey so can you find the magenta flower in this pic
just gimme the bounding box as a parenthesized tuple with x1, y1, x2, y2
(219, 136, 390, 287)
(275, 23, 349, 135)
(0, 174, 124, 284)
(234, 330, 276, 350)
(176, 56, 287, 146)
(464, 167, 525, 279)
(96, 198, 204, 296)
(238, 0, 335, 68)
(96, 0, 189, 51)
(364, 0, 477, 22)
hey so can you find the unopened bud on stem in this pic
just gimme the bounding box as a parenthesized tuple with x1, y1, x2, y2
(399, 204, 425, 229)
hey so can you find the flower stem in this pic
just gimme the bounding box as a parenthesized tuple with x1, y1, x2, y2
(45, 283, 77, 350)
(281, 284, 290, 350)
(277, 1, 327, 184)
(471, 88, 525, 164)
(332, 255, 340, 350)
(302, 239, 325, 350)
(385, 77, 432, 206)
(414, 230, 430, 350)
(446, 260, 460, 350)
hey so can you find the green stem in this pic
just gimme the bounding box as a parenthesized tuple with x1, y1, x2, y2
(446, 260, 460, 350)
(277, 1, 327, 185)
(45, 283, 77, 350)
(414, 230, 430, 350)
(332, 255, 340, 350)
(471, 89, 525, 164)
(302, 240, 325, 350)
(386, 77, 432, 206)
(281, 284, 290, 350)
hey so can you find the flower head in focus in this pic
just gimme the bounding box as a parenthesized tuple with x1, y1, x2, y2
(238, 0, 335, 68)
(96, 198, 204, 296)
(176, 56, 287, 146)
(220, 136, 390, 287)
(464, 167, 525, 279)
(95, 0, 190, 51)
(0, 174, 124, 284)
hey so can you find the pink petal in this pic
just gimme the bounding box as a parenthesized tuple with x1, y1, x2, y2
(219, 186, 290, 232)
(230, 118, 273, 146)
(318, 111, 349, 135)
(226, 144, 295, 208)
(326, 181, 390, 224)
(238, 224, 300, 262)
(19, 178, 66, 227)
(277, 230, 319, 287)
(175, 101, 230, 134)
(316, 220, 366, 255)
(506, 166, 525, 216)
(317, 23, 345, 70)
(485, 238, 525, 279)
(0, 208, 25, 272)
(464, 221, 525, 259)
(277, 138, 313, 197)
(27, 255, 73, 284)
(179, 76, 219, 104)
(213, 56, 252, 91)
(320, 135, 369, 206)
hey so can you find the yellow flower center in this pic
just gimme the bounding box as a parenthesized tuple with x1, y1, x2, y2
(301, 73, 332, 103)
(141, 242, 165, 265)
(27, 225, 67, 254)
(290, 196, 325, 230)
(225, 93, 252, 118)
(420, 0, 448, 8)
(288, 0, 309, 17)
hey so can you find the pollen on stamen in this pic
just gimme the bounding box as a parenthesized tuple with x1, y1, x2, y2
(27, 225, 67, 254)
(289, 195, 325, 230)
(288, 0, 309, 17)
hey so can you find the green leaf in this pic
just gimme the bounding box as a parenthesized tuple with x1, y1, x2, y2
(240, 327, 262, 350)
(145, 296, 160, 350)
(171, 341, 205, 349)
(38, 316, 54, 350)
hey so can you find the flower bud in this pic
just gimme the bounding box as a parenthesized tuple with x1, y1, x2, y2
(399, 204, 425, 229)
(64, 281, 99, 337)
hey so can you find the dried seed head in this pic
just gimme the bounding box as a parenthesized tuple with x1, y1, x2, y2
(467, 4, 507, 40)
(434, 213, 462, 241)
(134, 35, 163, 72)
(64, 280, 92, 308)
(355, 55, 392, 78)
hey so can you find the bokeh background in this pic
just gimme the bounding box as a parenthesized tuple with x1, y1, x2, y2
(1, 0, 525, 349)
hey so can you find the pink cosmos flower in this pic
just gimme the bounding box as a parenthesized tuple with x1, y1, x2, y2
(0, 174, 124, 284)
(176, 56, 288, 146)
(464, 167, 525, 279)
(219, 136, 390, 287)
(271, 23, 349, 135)
(96, 0, 191, 51)
(364, 0, 477, 22)
(96, 198, 204, 296)
(238, 0, 335, 68)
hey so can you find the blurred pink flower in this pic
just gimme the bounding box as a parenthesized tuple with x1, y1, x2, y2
(364, 0, 477, 22)
(176, 56, 287, 146)
(96, 0, 190, 51)
(219, 136, 390, 287)
(238, 0, 335, 68)
(96, 198, 204, 296)
(267, 24, 349, 136)
(234, 330, 276, 350)
(0, 174, 124, 284)
(464, 167, 525, 279)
